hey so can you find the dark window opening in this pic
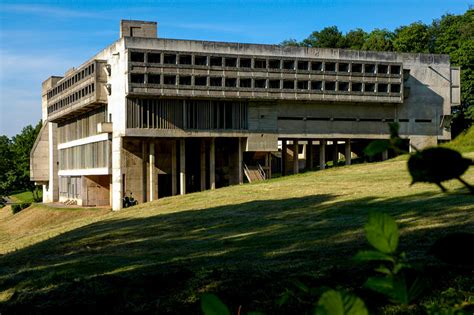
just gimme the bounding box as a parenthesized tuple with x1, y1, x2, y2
(254, 79, 266, 88)
(297, 81, 309, 90)
(283, 80, 295, 89)
(365, 83, 376, 92)
(338, 82, 349, 91)
(283, 60, 295, 70)
(179, 55, 192, 65)
(269, 80, 280, 89)
(163, 75, 176, 85)
(148, 74, 160, 84)
(378, 83, 388, 93)
(365, 64, 375, 74)
(297, 61, 309, 70)
(148, 53, 161, 64)
(130, 52, 144, 62)
(377, 64, 389, 74)
(179, 76, 192, 85)
(338, 63, 349, 72)
(390, 65, 401, 75)
(239, 58, 252, 68)
(210, 77, 222, 86)
(352, 82, 363, 92)
(239, 78, 252, 88)
(415, 119, 432, 123)
(352, 63, 363, 73)
(131, 73, 145, 83)
(311, 81, 323, 90)
(399, 119, 409, 122)
(254, 59, 267, 69)
(195, 55, 208, 66)
(225, 57, 237, 67)
(311, 61, 323, 71)
(164, 54, 177, 64)
(325, 62, 336, 72)
(194, 76, 207, 86)
(391, 84, 401, 93)
(325, 81, 336, 90)
(225, 78, 237, 87)
(210, 56, 222, 67)
(269, 59, 281, 69)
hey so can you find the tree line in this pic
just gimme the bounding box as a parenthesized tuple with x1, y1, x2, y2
(0, 121, 42, 203)
(281, 9, 473, 136)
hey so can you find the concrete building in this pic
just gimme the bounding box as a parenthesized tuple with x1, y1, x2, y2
(30, 20, 460, 210)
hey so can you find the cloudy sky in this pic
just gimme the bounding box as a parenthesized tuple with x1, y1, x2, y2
(0, 0, 469, 137)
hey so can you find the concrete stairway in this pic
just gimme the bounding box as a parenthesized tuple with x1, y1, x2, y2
(243, 163, 266, 183)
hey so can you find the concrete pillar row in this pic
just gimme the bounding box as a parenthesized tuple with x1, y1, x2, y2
(171, 140, 177, 196)
(332, 140, 339, 167)
(345, 140, 351, 166)
(200, 139, 206, 191)
(238, 138, 243, 184)
(179, 139, 186, 195)
(306, 140, 313, 170)
(111, 135, 123, 211)
(282, 140, 287, 175)
(319, 140, 326, 170)
(293, 140, 299, 174)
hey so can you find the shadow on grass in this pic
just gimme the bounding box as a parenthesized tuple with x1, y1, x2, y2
(0, 191, 472, 314)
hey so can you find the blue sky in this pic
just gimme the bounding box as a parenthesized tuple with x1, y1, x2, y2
(0, 0, 470, 137)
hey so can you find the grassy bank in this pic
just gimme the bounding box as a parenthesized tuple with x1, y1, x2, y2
(0, 152, 473, 314)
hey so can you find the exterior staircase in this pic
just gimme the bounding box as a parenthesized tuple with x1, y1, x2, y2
(243, 163, 266, 183)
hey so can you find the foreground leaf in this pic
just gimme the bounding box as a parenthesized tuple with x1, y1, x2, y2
(364, 276, 410, 304)
(315, 290, 368, 315)
(353, 250, 394, 263)
(201, 293, 230, 315)
(365, 212, 399, 254)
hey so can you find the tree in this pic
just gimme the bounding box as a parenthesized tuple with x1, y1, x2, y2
(0, 136, 13, 200)
(362, 29, 394, 51)
(280, 39, 300, 47)
(301, 26, 344, 48)
(344, 28, 368, 50)
(393, 22, 432, 53)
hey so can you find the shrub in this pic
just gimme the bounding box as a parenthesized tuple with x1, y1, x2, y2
(11, 202, 31, 214)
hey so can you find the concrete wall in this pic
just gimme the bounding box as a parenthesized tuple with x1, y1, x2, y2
(82, 175, 111, 206)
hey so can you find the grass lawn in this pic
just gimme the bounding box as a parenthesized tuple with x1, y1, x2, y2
(8, 190, 42, 204)
(0, 152, 473, 314)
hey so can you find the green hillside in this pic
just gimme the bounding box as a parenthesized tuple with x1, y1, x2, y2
(0, 152, 473, 314)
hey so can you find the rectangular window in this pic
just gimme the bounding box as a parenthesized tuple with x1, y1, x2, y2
(254, 59, 267, 69)
(365, 83, 376, 92)
(210, 77, 222, 86)
(148, 53, 161, 64)
(163, 54, 177, 64)
(225, 57, 237, 67)
(269, 59, 281, 69)
(225, 78, 237, 87)
(297, 61, 309, 71)
(283, 60, 295, 70)
(239, 78, 252, 88)
(390, 65, 401, 75)
(377, 64, 389, 74)
(352, 82, 363, 92)
(311, 61, 323, 71)
(163, 75, 176, 85)
(239, 58, 252, 68)
(391, 84, 401, 93)
(283, 80, 295, 89)
(297, 81, 309, 90)
(338, 63, 349, 72)
(194, 76, 207, 86)
(130, 52, 145, 62)
(179, 76, 192, 85)
(131, 73, 145, 83)
(338, 81, 349, 91)
(148, 74, 161, 84)
(269, 79, 280, 89)
(325, 62, 336, 72)
(179, 55, 192, 65)
(195, 55, 208, 66)
(364, 64, 376, 74)
(325, 81, 336, 91)
(311, 81, 323, 90)
(352, 63, 362, 73)
(378, 83, 388, 93)
(210, 56, 222, 67)
(254, 79, 266, 88)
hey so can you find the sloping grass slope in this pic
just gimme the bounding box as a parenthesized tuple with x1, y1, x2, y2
(0, 153, 473, 314)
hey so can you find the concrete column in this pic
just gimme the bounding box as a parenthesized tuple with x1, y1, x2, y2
(266, 152, 272, 179)
(210, 138, 216, 189)
(149, 142, 155, 201)
(306, 140, 313, 170)
(111, 135, 123, 211)
(282, 140, 287, 175)
(319, 140, 326, 170)
(332, 140, 339, 167)
(47, 122, 59, 203)
(171, 140, 177, 196)
(382, 150, 389, 161)
(142, 141, 147, 203)
(200, 139, 206, 191)
(293, 140, 299, 174)
(180, 139, 186, 195)
(238, 138, 243, 184)
(345, 140, 351, 166)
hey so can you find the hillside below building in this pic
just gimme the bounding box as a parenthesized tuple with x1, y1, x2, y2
(30, 20, 460, 210)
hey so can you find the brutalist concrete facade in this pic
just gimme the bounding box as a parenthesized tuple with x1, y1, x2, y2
(30, 20, 460, 210)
